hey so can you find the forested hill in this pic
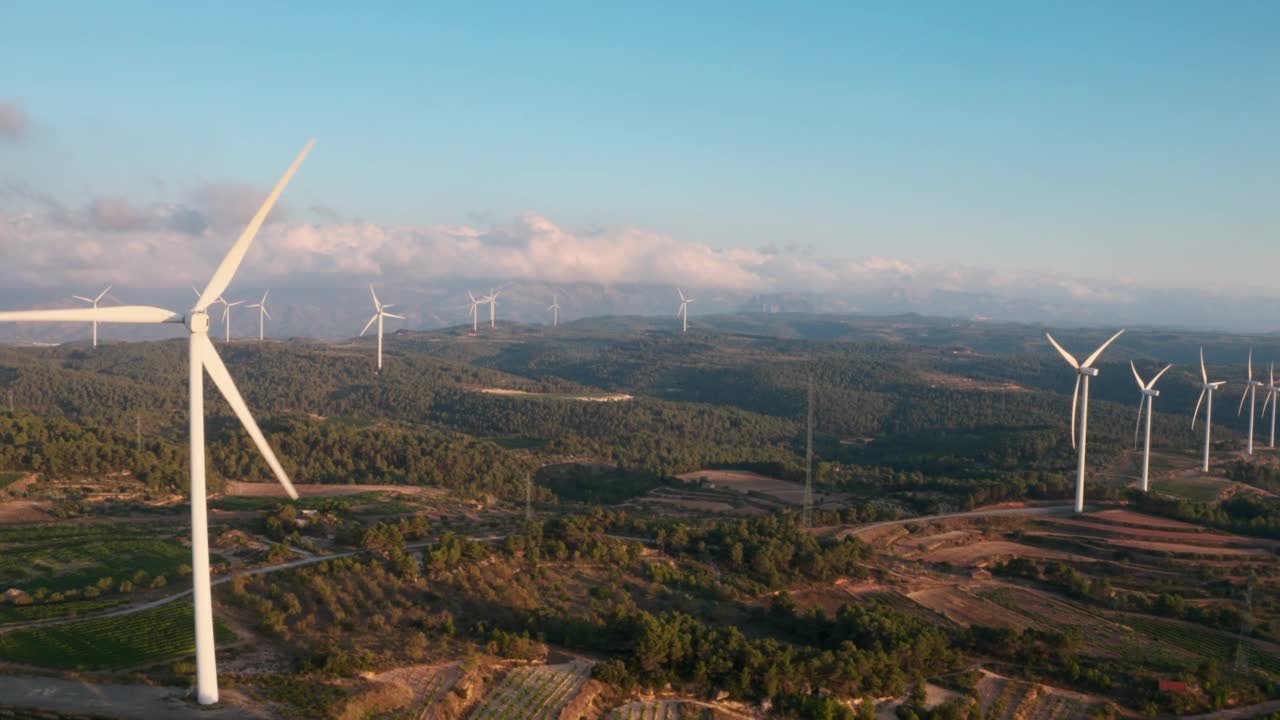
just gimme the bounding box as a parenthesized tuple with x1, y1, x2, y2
(0, 312, 1266, 497)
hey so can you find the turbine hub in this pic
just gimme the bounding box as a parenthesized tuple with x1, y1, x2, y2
(188, 311, 211, 334)
(1078, 367, 1099, 377)
(1142, 388, 1159, 397)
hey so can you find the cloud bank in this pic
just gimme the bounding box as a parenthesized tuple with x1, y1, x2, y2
(3, 180, 1277, 332)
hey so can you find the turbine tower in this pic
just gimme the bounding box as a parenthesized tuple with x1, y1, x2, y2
(72, 286, 112, 348)
(677, 289, 695, 333)
(247, 291, 271, 342)
(1238, 349, 1264, 456)
(483, 288, 501, 328)
(220, 299, 243, 342)
(1192, 348, 1228, 473)
(548, 294, 560, 328)
(1262, 363, 1279, 449)
(361, 285, 404, 372)
(1046, 329, 1125, 513)
(467, 291, 481, 333)
(1130, 361, 1173, 493)
(0, 140, 313, 705)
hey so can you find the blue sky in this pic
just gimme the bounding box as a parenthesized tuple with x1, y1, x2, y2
(2, 1, 1277, 291)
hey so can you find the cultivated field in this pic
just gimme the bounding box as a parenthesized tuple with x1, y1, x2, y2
(907, 586, 1038, 630)
(919, 540, 1082, 566)
(0, 601, 233, 670)
(467, 660, 592, 720)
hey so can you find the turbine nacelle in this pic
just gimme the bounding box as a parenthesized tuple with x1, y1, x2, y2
(188, 311, 210, 334)
(1141, 387, 1159, 397)
(1076, 367, 1099, 377)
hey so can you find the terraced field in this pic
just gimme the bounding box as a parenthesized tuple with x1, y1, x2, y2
(468, 660, 592, 720)
(0, 601, 234, 670)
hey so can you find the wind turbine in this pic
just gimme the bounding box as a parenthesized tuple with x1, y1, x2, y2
(247, 291, 271, 342)
(71, 285, 112, 348)
(483, 288, 501, 328)
(677, 289, 695, 333)
(466, 291, 482, 333)
(1130, 361, 1173, 492)
(1262, 364, 1279, 449)
(219, 299, 243, 342)
(1238, 349, 1264, 456)
(548, 294, 560, 328)
(1046, 329, 1125, 513)
(1192, 348, 1228, 473)
(191, 287, 235, 342)
(361, 285, 404, 372)
(0, 141, 312, 705)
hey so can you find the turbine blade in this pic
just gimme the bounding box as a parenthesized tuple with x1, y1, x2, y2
(0, 306, 182, 324)
(1248, 348, 1254, 381)
(1192, 388, 1206, 429)
(196, 141, 314, 312)
(1045, 333, 1080, 368)
(196, 334, 298, 500)
(369, 284, 380, 310)
(1238, 385, 1249, 416)
(261, 290, 269, 304)
(96, 285, 112, 302)
(1130, 361, 1144, 389)
(360, 314, 378, 336)
(1070, 374, 1080, 449)
(262, 307, 271, 320)
(468, 291, 476, 302)
(1264, 389, 1273, 416)
(383, 313, 405, 319)
(678, 288, 686, 302)
(1148, 364, 1173, 389)
(1082, 329, 1124, 368)
(72, 296, 93, 303)
(1200, 348, 1207, 384)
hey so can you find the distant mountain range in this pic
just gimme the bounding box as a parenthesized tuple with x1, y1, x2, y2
(2, 278, 1279, 345)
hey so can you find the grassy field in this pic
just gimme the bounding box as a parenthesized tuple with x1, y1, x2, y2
(0, 601, 234, 670)
(0, 472, 25, 491)
(1155, 474, 1232, 502)
(0, 523, 225, 625)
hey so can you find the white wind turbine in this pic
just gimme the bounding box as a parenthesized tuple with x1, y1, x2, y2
(483, 288, 501, 328)
(0, 141, 313, 705)
(1192, 348, 1228, 473)
(677, 289, 695, 333)
(548, 294, 560, 327)
(247, 291, 271, 342)
(219, 299, 243, 342)
(466, 291, 482, 333)
(1046, 329, 1125, 513)
(1238, 349, 1264, 456)
(361, 285, 404, 372)
(1130, 361, 1173, 492)
(72, 285, 112, 348)
(1262, 363, 1279, 449)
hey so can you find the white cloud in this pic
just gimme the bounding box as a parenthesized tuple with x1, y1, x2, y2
(0, 101, 27, 142)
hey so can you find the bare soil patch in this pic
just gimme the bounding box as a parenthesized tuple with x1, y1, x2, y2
(1090, 509, 1202, 531)
(676, 470, 807, 505)
(224, 481, 444, 499)
(0, 500, 54, 524)
(1043, 516, 1252, 546)
(920, 541, 1082, 567)
(907, 586, 1038, 631)
(1105, 538, 1270, 557)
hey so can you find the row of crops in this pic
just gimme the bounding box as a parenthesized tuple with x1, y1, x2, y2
(468, 660, 592, 720)
(0, 601, 233, 670)
(1124, 615, 1280, 676)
